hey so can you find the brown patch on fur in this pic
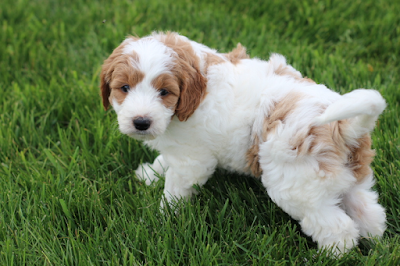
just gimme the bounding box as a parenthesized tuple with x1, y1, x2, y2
(290, 118, 376, 181)
(247, 93, 376, 180)
(108, 54, 144, 105)
(290, 119, 377, 181)
(224, 43, 250, 65)
(205, 53, 225, 69)
(274, 64, 315, 84)
(100, 39, 143, 109)
(306, 122, 349, 177)
(156, 32, 208, 121)
(246, 93, 303, 177)
(347, 134, 375, 182)
(151, 73, 180, 109)
(261, 93, 304, 141)
(246, 135, 262, 177)
(284, 114, 351, 178)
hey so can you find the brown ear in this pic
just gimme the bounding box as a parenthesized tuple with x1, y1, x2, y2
(175, 62, 207, 121)
(100, 64, 111, 110)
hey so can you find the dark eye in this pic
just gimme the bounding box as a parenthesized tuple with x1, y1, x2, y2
(121, 85, 130, 93)
(159, 89, 169, 96)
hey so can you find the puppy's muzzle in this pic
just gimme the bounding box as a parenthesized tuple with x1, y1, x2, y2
(133, 117, 152, 131)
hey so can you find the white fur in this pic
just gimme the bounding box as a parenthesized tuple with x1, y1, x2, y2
(106, 32, 386, 255)
(135, 155, 168, 185)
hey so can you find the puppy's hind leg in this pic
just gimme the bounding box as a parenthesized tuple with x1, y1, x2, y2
(135, 155, 168, 185)
(342, 173, 386, 239)
(259, 137, 360, 254)
(261, 166, 360, 254)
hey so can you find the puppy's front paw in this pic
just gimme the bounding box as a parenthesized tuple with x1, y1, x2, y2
(135, 163, 161, 185)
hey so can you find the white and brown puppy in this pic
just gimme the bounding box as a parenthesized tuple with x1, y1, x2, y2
(100, 32, 386, 254)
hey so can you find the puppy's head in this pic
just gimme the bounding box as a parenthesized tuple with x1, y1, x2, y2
(100, 32, 207, 140)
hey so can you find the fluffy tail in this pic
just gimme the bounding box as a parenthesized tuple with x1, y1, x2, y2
(314, 89, 386, 139)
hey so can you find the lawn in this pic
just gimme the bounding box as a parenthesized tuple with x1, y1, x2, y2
(1, 0, 400, 264)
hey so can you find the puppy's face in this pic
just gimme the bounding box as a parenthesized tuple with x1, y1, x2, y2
(100, 33, 207, 140)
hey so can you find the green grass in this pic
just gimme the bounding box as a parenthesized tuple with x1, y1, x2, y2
(1, 0, 400, 264)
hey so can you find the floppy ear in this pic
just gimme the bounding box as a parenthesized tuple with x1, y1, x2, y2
(174, 61, 207, 121)
(158, 32, 207, 121)
(100, 63, 112, 110)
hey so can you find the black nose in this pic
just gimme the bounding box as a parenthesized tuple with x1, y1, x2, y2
(133, 117, 151, 131)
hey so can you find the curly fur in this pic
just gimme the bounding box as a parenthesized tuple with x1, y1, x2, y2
(100, 32, 387, 255)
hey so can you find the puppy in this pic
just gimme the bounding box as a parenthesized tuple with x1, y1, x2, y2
(100, 32, 386, 254)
